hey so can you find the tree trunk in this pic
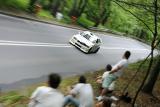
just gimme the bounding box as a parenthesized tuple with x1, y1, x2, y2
(101, 15, 108, 25)
(78, 0, 88, 17)
(101, 9, 108, 25)
(69, 0, 77, 16)
(142, 56, 160, 94)
(69, 0, 87, 17)
(94, 20, 100, 27)
(29, 0, 37, 6)
(28, 0, 38, 12)
(51, 0, 61, 16)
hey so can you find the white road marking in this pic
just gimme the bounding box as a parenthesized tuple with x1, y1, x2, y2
(101, 46, 150, 51)
(0, 40, 150, 51)
(0, 40, 68, 46)
(0, 40, 71, 48)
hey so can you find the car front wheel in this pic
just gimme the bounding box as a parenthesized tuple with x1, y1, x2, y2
(93, 47, 100, 53)
(87, 47, 100, 54)
(87, 47, 93, 54)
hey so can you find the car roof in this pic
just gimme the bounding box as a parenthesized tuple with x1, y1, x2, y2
(83, 31, 100, 39)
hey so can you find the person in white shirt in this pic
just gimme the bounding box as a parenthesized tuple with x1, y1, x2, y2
(97, 51, 131, 101)
(28, 73, 64, 107)
(63, 75, 94, 107)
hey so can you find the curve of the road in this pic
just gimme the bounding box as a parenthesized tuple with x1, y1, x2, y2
(0, 14, 152, 91)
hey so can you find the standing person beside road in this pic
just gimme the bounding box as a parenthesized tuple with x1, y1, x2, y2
(63, 75, 94, 107)
(28, 73, 64, 107)
(97, 50, 131, 101)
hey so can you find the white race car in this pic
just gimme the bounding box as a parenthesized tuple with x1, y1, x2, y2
(69, 31, 102, 53)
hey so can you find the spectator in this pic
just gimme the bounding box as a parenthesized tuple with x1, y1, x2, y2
(63, 75, 94, 107)
(28, 73, 64, 107)
(96, 64, 115, 94)
(97, 51, 131, 101)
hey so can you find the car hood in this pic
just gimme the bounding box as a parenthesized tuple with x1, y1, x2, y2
(74, 34, 94, 46)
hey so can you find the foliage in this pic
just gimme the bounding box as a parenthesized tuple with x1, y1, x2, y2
(38, 0, 51, 9)
(114, 0, 159, 40)
(0, 0, 29, 11)
(37, 9, 53, 19)
(61, 15, 72, 24)
(86, 0, 112, 27)
(107, 2, 139, 35)
(77, 14, 94, 28)
(0, 91, 27, 106)
(50, 0, 62, 16)
(69, 0, 88, 17)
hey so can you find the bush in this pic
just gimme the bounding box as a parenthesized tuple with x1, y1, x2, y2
(0, 0, 29, 11)
(77, 14, 94, 28)
(37, 10, 53, 19)
(0, 91, 25, 106)
(106, 2, 138, 35)
(61, 15, 72, 24)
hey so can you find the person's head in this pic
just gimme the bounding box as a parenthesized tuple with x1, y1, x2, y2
(79, 75, 86, 83)
(105, 64, 112, 71)
(48, 73, 61, 89)
(123, 51, 131, 59)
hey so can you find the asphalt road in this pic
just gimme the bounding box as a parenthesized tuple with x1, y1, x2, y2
(0, 14, 151, 91)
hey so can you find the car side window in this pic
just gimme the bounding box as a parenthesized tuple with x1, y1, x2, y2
(96, 39, 100, 44)
(96, 39, 99, 43)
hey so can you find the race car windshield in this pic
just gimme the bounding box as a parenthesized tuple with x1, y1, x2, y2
(80, 32, 98, 43)
(80, 32, 91, 40)
(83, 34, 91, 40)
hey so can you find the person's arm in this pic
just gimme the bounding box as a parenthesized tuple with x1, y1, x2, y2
(109, 65, 123, 74)
(109, 60, 127, 74)
(30, 88, 39, 99)
(29, 87, 40, 106)
(69, 85, 78, 97)
(96, 75, 102, 79)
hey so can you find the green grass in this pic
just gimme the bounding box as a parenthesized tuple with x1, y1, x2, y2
(77, 14, 94, 28)
(0, 91, 27, 107)
(60, 15, 72, 24)
(37, 9, 53, 20)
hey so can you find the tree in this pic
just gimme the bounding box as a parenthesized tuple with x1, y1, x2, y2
(112, 0, 159, 106)
(142, 55, 160, 94)
(69, 0, 88, 18)
(114, 0, 160, 40)
(101, 0, 112, 25)
(51, 0, 63, 16)
(28, 0, 38, 12)
(37, 0, 53, 10)
(86, 0, 111, 27)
